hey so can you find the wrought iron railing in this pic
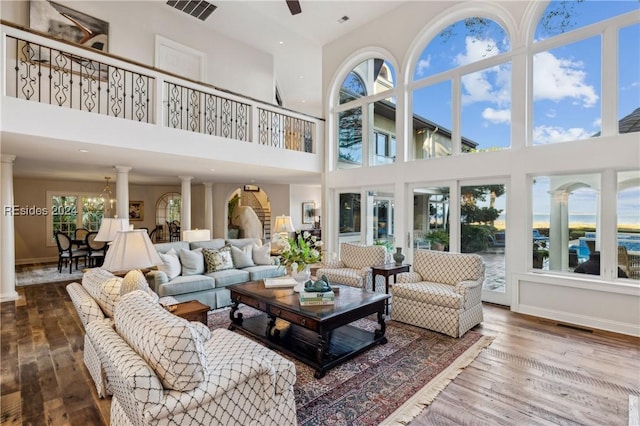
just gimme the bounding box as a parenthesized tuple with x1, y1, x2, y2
(258, 107, 315, 153)
(164, 81, 250, 141)
(3, 24, 320, 154)
(7, 35, 153, 122)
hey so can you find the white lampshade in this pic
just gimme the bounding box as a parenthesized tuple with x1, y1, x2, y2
(101, 229, 162, 272)
(95, 217, 130, 242)
(273, 215, 295, 234)
(182, 229, 211, 242)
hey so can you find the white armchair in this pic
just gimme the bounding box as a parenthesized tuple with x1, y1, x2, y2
(391, 250, 485, 337)
(87, 290, 298, 426)
(316, 243, 388, 292)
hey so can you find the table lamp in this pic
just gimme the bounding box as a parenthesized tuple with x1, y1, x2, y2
(101, 229, 162, 273)
(95, 217, 130, 242)
(272, 215, 295, 253)
(182, 229, 211, 242)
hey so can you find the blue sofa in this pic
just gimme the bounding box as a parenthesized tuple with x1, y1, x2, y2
(145, 238, 284, 309)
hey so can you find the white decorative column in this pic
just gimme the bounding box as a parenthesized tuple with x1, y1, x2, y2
(115, 166, 132, 219)
(179, 176, 193, 232)
(203, 182, 213, 232)
(1, 155, 18, 301)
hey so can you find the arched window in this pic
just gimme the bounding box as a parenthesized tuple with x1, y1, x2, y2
(336, 57, 397, 169)
(155, 192, 181, 242)
(532, 1, 638, 145)
(412, 17, 511, 158)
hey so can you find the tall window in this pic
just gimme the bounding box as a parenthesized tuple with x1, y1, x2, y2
(413, 17, 511, 157)
(336, 58, 397, 169)
(339, 193, 361, 235)
(617, 171, 640, 281)
(47, 192, 105, 245)
(532, 1, 639, 145)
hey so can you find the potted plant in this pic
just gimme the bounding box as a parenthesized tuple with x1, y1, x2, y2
(227, 194, 241, 238)
(533, 242, 549, 269)
(426, 229, 449, 251)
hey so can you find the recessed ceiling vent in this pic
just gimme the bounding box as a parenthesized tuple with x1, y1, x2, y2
(338, 15, 350, 24)
(166, 0, 217, 21)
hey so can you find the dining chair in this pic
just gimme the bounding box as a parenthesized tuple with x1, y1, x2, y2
(55, 232, 89, 273)
(168, 221, 181, 241)
(74, 228, 90, 250)
(86, 231, 107, 267)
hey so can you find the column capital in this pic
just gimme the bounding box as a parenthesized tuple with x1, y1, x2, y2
(114, 165, 132, 173)
(1, 155, 16, 164)
(178, 176, 194, 182)
(203, 182, 213, 188)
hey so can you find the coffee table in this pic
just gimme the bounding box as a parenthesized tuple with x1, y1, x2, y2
(228, 281, 390, 378)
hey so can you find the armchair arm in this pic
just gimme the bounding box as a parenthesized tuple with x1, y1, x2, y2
(396, 272, 423, 283)
(455, 278, 484, 309)
(66, 282, 106, 327)
(146, 357, 277, 421)
(454, 278, 483, 294)
(322, 259, 345, 269)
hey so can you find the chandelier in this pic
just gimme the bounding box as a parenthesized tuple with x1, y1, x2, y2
(87, 177, 115, 213)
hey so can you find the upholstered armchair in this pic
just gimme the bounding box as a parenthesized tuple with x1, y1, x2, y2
(391, 250, 485, 337)
(316, 243, 388, 292)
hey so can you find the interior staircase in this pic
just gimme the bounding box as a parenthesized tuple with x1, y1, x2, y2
(242, 191, 271, 241)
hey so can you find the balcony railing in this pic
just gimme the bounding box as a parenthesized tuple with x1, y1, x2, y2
(2, 23, 320, 154)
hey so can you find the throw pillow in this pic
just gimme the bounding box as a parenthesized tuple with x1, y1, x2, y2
(179, 248, 204, 276)
(252, 242, 272, 265)
(114, 291, 208, 391)
(158, 248, 181, 279)
(230, 244, 255, 269)
(202, 245, 234, 273)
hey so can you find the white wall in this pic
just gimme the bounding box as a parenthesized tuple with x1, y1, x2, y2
(290, 184, 321, 231)
(1, 0, 275, 103)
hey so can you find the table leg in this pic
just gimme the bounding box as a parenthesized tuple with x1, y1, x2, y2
(228, 300, 243, 329)
(375, 310, 387, 344)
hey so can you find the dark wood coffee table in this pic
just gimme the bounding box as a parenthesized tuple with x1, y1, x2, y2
(228, 281, 390, 378)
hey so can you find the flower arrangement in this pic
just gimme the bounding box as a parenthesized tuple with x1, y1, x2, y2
(278, 231, 323, 272)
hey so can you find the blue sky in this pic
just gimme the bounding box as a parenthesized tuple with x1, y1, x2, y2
(412, 0, 639, 149)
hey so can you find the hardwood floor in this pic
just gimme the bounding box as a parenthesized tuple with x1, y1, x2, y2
(1, 282, 638, 425)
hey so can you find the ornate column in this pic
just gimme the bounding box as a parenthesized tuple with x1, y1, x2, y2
(203, 182, 213, 232)
(115, 166, 132, 219)
(1, 155, 18, 301)
(179, 176, 193, 232)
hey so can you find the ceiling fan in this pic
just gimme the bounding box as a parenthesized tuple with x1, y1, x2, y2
(286, 0, 302, 15)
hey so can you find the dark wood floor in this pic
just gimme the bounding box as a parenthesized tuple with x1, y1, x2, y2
(1, 281, 638, 425)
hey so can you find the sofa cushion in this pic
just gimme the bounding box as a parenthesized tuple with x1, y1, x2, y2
(392, 281, 463, 309)
(226, 238, 262, 248)
(158, 248, 181, 279)
(156, 275, 215, 297)
(82, 268, 122, 318)
(244, 265, 286, 281)
(179, 248, 205, 276)
(114, 290, 208, 392)
(203, 246, 234, 272)
(252, 242, 272, 265)
(205, 269, 250, 287)
(189, 239, 226, 251)
(230, 244, 255, 269)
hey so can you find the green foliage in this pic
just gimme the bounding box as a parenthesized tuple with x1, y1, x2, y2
(279, 231, 323, 272)
(461, 225, 493, 253)
(374, 239, 394, 252)
(426, 229, 449, 247)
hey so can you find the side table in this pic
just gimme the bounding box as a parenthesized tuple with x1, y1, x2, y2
(170, 300, 210, 324)
(371, 263, 410, 314)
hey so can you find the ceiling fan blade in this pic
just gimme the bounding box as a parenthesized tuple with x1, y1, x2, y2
(286, 0, 301, 15)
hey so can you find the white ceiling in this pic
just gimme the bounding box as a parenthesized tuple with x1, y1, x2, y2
(6, 0, 407, 186)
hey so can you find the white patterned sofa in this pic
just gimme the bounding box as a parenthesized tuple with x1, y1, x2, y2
(86, 290, 298, 426)
(391, 250, 485, 337)
(316, 243, 388, 292)
(66, 268, 178, 398)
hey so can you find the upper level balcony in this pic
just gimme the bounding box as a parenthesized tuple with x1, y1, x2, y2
(1, 22, 324, 180)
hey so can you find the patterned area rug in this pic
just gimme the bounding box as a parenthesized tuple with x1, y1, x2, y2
(208, 306, 493, 425)
(15, 263, 84, 286)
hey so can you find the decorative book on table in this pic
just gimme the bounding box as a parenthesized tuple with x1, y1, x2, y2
(264, 277, 297, 288)
(299, 289, 335, 306)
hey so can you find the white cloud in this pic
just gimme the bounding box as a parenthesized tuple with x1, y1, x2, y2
(592, 117, 601, 128)
(482, 108, 511, 124)
(545, 109, 557, 118)
(415, 56, 431, 77)
(533, 125, 592, 144)
(461, 64, 511, 106)
(454, 36, 500, 66)
(533, 51, 599, 107)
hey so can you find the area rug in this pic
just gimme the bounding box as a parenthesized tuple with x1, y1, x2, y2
(15, 263, 83, 286)
(208, 306, 493, 425)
